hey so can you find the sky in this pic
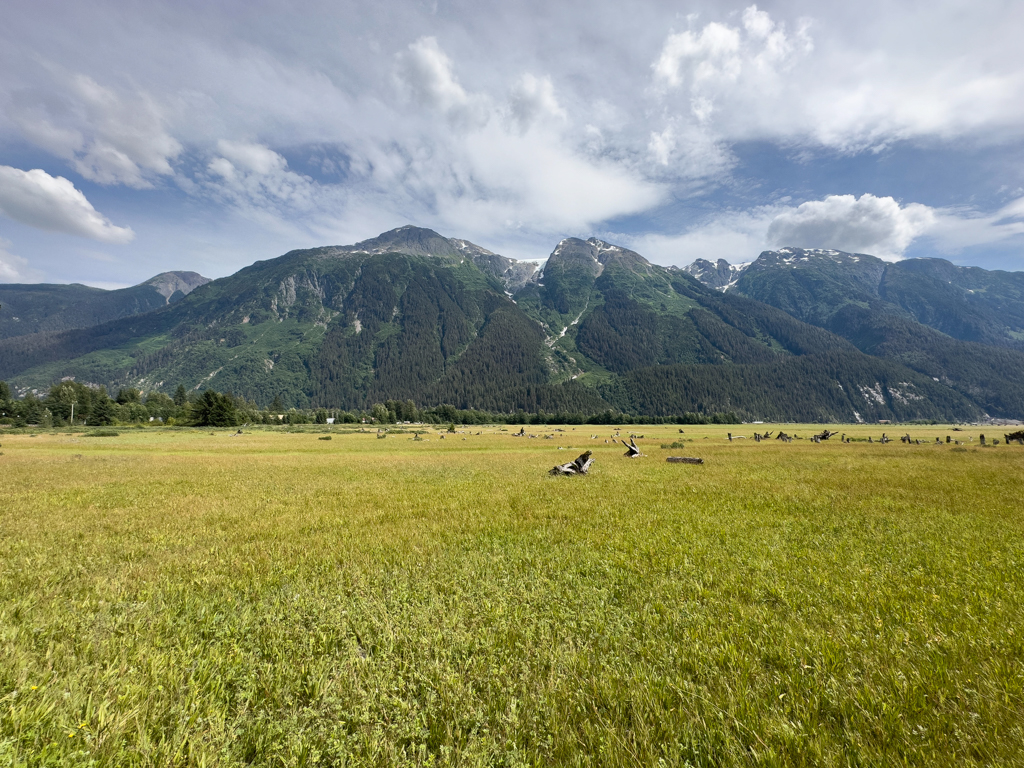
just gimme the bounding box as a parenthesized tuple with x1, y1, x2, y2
(2, 0, 1024, 287)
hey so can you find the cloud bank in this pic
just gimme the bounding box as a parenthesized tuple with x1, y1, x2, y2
(1, 1, 1023, 280)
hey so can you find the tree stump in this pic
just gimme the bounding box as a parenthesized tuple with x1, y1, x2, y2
(550, 451, 594, 476)
(623, 438, 643, 458)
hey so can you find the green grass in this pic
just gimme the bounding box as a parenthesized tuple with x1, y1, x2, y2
(1, 425, 1022, 766)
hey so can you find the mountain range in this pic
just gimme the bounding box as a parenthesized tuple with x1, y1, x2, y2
(1, 226, 1021, 422)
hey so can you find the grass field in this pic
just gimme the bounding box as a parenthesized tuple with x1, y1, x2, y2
(1, 423, 1022, 766)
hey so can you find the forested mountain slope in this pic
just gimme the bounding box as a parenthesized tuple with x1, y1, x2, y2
(0, 272, 209, 340)
(713, 248, 1024, 416)
(690, 248, 1024, 351)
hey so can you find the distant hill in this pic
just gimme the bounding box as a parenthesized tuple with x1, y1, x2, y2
(0, 271, 209, 340)
(1, 228, 1018, 421)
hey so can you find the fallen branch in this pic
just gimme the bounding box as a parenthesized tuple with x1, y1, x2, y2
(666, 457, 704, 464)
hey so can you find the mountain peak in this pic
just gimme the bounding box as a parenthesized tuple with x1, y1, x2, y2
(548, 237, 649, 272)
(334, 226, 538, 291)
(143, 271, 211, 302)
(341, 226, 457, 258)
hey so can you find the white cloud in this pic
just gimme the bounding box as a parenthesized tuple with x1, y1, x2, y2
(653, 21, 742, 91)
(10, 73, 181, 188)
(645, 119, 734, 177)
(765, 194, 935, 259)
(216, 140, 288, 175)
(508, 74, 566, 132)
(925, 196, 1024, 253)
(0, 238, 43, 283)
(204, 141, 316, 219)
(394, 36, 488, 128)
(649, 4, 1024, 153)
(623, 207, 780, 266)
(450, 122, 664, 232)
(0, 166, 135, 243)
(652, 6, 811, 123)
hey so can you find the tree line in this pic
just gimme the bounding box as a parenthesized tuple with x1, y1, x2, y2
(0, 380, 739, 428)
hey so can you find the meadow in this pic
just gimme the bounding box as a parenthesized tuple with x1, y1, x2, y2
(0, 423, 1022, 767)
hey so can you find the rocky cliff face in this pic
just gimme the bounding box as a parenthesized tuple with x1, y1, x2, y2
(682, 258, 748, 291)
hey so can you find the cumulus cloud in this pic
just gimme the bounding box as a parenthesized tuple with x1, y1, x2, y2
(653, 6, 811, 121)
(765, 194, 935, 259)
(394, 36, 488, 128)
(0, 238, 43, 283)
(0, 166, 135, 243)
(10, 73, 181, 188)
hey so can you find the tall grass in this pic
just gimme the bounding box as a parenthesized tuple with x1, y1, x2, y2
(1, 425, 1022, 766)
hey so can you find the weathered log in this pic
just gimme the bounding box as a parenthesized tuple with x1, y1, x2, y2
(666, 457, 704, 464)
(550, 451, 594, 476)
(623, 438, 644, 458)
(814, 430, 839, 441)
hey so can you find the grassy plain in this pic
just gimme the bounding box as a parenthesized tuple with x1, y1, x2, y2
(1, 423, 1022, 767)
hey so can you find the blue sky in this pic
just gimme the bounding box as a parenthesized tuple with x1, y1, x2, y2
(2, 0, 1024, 286)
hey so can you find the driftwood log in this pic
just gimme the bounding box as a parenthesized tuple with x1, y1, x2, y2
(1005, 430, 1024, 444)
(623, 438, 644, 458)
(814, 430, 839, 441)
(550, 451, 593, 476)
(666, 457, 704, 464)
